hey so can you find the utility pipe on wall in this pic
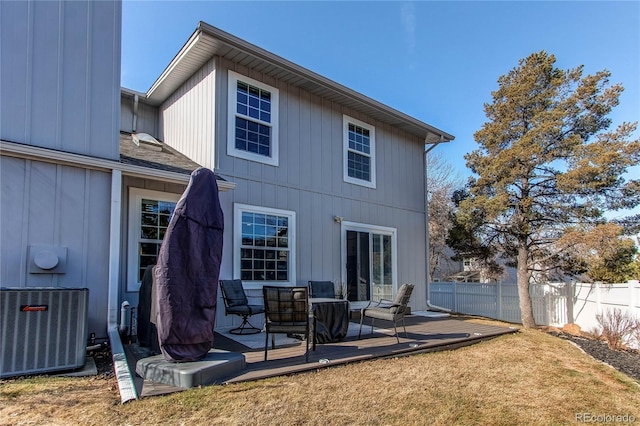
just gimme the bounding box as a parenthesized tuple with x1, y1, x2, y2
(424, 137, 452, 313)
(132, 94, 139, 132)
(119, 301, 130, 334)
(107, 170, 138, 403)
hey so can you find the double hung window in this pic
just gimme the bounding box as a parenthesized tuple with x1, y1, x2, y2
(127, 188, 180, 291)
(234, 204, 295, 286)
(227, 71, 279, 166)
(343, 115, 376, 188)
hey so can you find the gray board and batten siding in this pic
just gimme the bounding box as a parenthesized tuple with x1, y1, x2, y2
(0, 1, 121, 160)
(160, 57, 217, 171)
(0, 1, 122, 337)
(156, 56, 428, 210)
(215, 63, 430, 300)
(215, 59, 427, 213)
(121, 89, 160, 137)
(120, 23, 455, 316)
(151, 56, 430, 310)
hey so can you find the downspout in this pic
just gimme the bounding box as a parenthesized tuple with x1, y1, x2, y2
(424, 137, 452, 313)
(107, 170, 139, 403)
(132, 94, 139, 132)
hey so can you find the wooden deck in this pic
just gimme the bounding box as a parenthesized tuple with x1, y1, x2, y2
(126, 315, 518, 397)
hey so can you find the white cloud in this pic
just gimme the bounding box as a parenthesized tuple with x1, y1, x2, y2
(400, 1, 416, 55)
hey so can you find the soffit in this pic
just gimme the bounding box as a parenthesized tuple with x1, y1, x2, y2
(145, 22, 454, 143)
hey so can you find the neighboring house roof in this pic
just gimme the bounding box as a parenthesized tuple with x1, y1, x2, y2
(140, 22, 454, 144)
(448, 270, 481, 282)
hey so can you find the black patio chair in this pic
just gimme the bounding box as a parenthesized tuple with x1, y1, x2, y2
(219, 279, 265, 335)
(308, 280, 336, 299)
(263, 286, 312, 362)
(358, 283, 414, 343)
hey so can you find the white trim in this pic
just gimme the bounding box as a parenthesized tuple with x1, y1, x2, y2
(108, 326, 138, 403)
(109, 171, 138, 402)
(147, 32, 202, 98)
(340, 221, 398, 298)
(126, 188, 181, 292)
(0, 139, 236, 191)
(227, 71, 279, 167)
(343, 115, 376, 189)
(233, 203, 296, 289)
(108, 170, 122, 326)
(145, 23, 455, 144)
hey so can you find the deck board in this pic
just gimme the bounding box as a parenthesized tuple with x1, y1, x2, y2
(126, 315, 517, 396)
(223, 316, 516, 383)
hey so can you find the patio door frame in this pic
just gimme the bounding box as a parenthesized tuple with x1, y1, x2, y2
(340, 221, 398, 302)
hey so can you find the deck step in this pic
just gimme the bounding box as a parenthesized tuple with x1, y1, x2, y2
(136, 349, 245, 388)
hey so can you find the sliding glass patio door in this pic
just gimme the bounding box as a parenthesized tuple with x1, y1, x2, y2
(346, 230, 370, 301)
(343, 223, 397, 302)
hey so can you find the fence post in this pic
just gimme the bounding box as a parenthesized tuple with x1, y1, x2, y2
(566, 282, 574, 324)
(497, 282, 503, 321)
(453, 281, 458, 312)
(595, 281, 602, 315)
(630, 280, 639, 318)
(543, 284, 550, 326)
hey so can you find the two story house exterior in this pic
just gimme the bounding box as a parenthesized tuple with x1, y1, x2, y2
(121, 22, 455, 330)
(1, 1, 454, 343)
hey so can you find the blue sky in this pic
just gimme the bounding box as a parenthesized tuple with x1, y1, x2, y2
(121, 1, 639, 219)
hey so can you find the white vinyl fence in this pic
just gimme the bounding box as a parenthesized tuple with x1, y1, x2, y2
(429, 280, 640, 330)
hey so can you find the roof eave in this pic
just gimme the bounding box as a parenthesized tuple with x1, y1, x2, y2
(145, 22, 455, 142)
(0, 139, 236, 191)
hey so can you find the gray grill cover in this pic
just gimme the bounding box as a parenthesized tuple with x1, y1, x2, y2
(154, 168, 224, 362)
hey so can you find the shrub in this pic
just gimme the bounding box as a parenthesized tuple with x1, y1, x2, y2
(595, 308, 640, 351)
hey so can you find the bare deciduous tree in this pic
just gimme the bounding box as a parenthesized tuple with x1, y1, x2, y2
(426, 151, 462, 281)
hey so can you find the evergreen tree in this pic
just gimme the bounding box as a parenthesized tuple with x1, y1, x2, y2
(460, 51, 640, 327)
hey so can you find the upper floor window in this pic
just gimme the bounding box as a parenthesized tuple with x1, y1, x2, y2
(227, 70, 279, 166)
(343, 115, 376, 188)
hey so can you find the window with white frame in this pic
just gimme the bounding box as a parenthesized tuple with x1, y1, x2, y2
(343, 115, 376, 188)
(127, 188, 180, 292)
(463, 257, 473, 272)
(234, 204, 295, 286)
(227, 70, 279, 166)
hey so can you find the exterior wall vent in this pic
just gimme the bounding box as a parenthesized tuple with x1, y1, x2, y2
(1, 288, 89, 378)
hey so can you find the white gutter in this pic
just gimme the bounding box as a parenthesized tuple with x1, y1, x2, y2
(0, 139, 236, 191)
(107, 170, 138, 403)
(144, 22, 456, 143)
(424, 137, 452, 313)
(2, 139, 236, 402)
(132, 94, 139, 132)
(197, 22, 457, 142)
(147, 31, 201, 99)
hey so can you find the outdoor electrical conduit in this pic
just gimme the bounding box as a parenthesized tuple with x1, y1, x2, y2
(424, 137, 453, 314)
(107, 170, 139, 403)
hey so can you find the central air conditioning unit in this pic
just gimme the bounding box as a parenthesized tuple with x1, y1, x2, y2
(1, 287, 89, 378)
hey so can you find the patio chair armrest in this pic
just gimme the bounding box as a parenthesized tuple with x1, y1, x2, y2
(373, 298, 397, 307)
(361, 300, 374, 310)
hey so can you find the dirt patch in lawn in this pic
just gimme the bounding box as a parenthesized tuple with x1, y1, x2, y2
(546, 329, 640, 383)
